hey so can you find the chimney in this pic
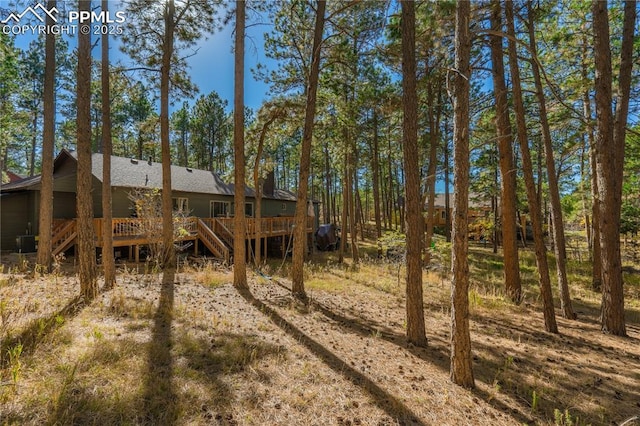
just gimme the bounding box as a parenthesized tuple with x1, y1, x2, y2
(263, 171, 275, 196)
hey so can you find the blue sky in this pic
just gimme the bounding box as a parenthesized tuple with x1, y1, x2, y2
(183, 16, 275, 111)
(5, 1, 275, 112)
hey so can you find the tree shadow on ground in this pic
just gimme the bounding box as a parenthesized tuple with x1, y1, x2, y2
(140, 268, 177, 425)
(307, 295, 534, 425)
(43, 332, 285, 425)
(46, 337, 143, 425)
(0, 295, 84, 367)
(263, 278, 546, 424)
(471, 307, 640, 425)
(237, 286, 427, 426)
(174, 331, 286, 423)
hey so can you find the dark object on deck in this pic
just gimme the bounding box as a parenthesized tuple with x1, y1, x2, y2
(315, 224, 340, 251)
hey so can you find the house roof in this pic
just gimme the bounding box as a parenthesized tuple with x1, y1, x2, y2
(5, 171, 23, 183)
(0, 150, 299, 202)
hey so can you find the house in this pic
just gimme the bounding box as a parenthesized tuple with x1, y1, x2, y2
(2, 171, 23, 183)
(0, 149, 319, 260)
(425, 192, 492, 238)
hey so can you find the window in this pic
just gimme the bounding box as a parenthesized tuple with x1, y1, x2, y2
(210, 201, 230, 217)
(245, 202, 254, 217)
(172, 197, 189, 212)
(441, 210, 446, 220)
(282, 203, 287, 211)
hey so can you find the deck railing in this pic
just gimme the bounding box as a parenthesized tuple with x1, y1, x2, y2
(215, 216, 313, 238)
(93, 217, 198, 243)
(90, 216, 311, 245)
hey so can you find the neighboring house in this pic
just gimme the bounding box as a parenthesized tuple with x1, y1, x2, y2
(4, 171, 23, 183)
(425, 192, 492, 237)
(0, 150, 318, 258)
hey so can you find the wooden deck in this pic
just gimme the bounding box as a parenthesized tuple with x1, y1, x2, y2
(51, 216, 314, 262)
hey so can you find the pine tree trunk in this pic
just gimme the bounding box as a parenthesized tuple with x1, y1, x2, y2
(291, 0, 325, 299)
(30, 114, 37, 177)
(593, 0, 635, 336)
(324, 142, 332, 223)
(338, 148, 348, 264)
(388, 136, 394, 230)
(252, 115, 276, 267)
(490, 0, 521, 303)
(348, 147, 359, 262)
(527, 3, 575, 319)
(424, 83, 441, 265)
(372, 108, 382, 255)
(160, 0, 176, 269)
(582, 40, 603, 291)
(450, 0, 475, 388)
(401, 0, 427, 348)
(77, 0, 97, 301)
(101, 0, 116, 290)
(233, 0, 247, 289)
(444, 125, 451, 242)
(506, 0, 558, 333)
(36, 0, 56, 272)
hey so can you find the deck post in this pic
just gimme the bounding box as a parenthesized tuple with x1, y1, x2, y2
(263, 237, 267, 262)
(135, 245, 139, 263)
(282, 236, 287, 260)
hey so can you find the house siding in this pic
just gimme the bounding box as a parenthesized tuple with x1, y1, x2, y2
(0, 192, 33, 251)
(263, 199, 295, 217)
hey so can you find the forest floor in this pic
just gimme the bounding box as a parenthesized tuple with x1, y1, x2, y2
(1, 242, 640, 426)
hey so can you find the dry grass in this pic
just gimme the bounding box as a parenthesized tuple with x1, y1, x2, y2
(0, 245, 639, 426)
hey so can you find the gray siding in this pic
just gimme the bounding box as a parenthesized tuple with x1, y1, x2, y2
(53, 192, 77, 219)
(0, 192, 36, 251)
(262, 199, 296, 217)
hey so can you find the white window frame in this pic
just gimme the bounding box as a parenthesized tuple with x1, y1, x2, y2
(210, 200, 230, 217)
(245, 202, 254, 217)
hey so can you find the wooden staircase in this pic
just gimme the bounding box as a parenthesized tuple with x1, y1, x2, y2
(52, 219, 77, 257)
(196, 219, 230, 263)
(212, 218, 234, 248)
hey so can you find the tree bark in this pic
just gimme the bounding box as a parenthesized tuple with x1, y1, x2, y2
(489, 0, 521, 303)
(36, 0, 56, 272)
(444, 121, 451, 242)
(506, 0, 557, 333)
(253, 113, 278, 267)
(160, 0, 176, 269)
(348, 144, 359, 262)
(291, 0, 326, 299)
(424, 83, 440, 265)
(338, 146, 348, 264)
(593, 0, 635, 335)
(77, 0, 97, 301)
(450, 0, 475, 388)
(527, 3, 575, 319)
(371, 107, 382, 255)
(401, 0, 427, 348)
(234, 0, 247, 289)
(101, 0, 116, 290)
(583, 60, 602, 291)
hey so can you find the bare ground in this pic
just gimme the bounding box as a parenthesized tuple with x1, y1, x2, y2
(1, 250, 639, 426)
